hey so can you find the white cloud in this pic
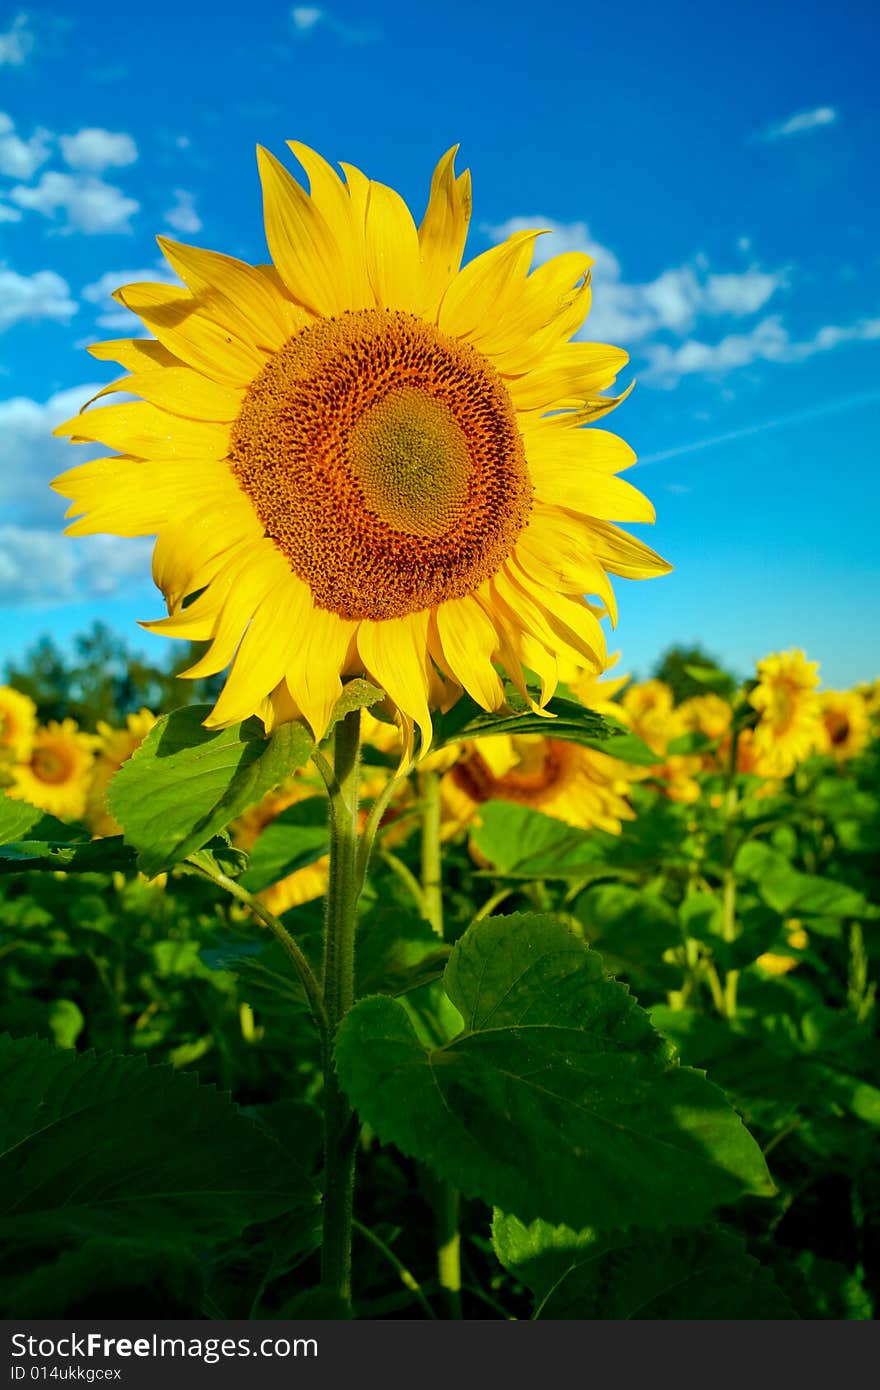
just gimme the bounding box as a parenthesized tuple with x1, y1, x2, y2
(484, 216, 787, 346)
(9, 171, 139, 233)
(0, 525, 153, 604)
(59, 127, 138, 173)
(0, 12, 34, 66)
(290, 5, 378, 41)
(0, 268, 77, 332)
(292, 6, 324, 31)
(163, 188, 201, 234)
(759, 106, 838, 141)
(0, 111, 52, 180)
(645, 313, 880, 385)
(0, 202, 22, 222)
(0, 383, 103, 528)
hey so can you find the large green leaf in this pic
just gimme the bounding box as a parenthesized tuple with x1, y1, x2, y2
(107, 705, 314, 875)
(433, 692, 657, 764)
(735, 841, 877, 919)
(0, 1034, 316, 1245)
(239, 796, 329, 894)
(492, 1213, 795, 1318)
(0, 796, 73, 843)
(469, 801, 612, 880)
(336, 913, 773, 1230)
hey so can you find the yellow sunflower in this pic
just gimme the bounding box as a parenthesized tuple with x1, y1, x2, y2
(86, 709, 157, 835)
(52, 142, 669, 754)
(7, 719, 95, 820)
(619, 679, 676, 755)
(756, 921, 809, 976)
(748, 649, 821, 778)
(0, 685, 37, 765)
(678, 693, 732, 742)
(442, 731, 638, 836)
(813, 690, 871, 763)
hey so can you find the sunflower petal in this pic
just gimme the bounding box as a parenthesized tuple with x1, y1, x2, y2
(434, 595, 505, 710)
(365, 179, 424, 313)
(358, 613, 432, 754)
(157, 236, 303, 350)
(419, 146, 472, 316)
(114, 283, 264, 386)
(256, 145, 350, 317)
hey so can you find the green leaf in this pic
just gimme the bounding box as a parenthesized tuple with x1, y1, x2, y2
(239, 797, 329, 894)
(336, 913, 774, 1230)
(0, 1034, 316, 1246)
(735, 841, 877, 919)
(324, 678, 385, 738)
(0, 835, 136, 875)
(492, 1213, 795, 1319)
(0, 1240, 204, 1319)
(433, 692, 657, 764)
(469, 801, 610, 880)
(683, 664, 736, 693)
(0, 796, 73, 844)
(356, 905, 451, 997)
(107, 705, 314, 876)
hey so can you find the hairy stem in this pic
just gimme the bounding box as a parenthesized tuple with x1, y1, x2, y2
(419, 768, 463, 1318)
(320, 707, 362, 1302)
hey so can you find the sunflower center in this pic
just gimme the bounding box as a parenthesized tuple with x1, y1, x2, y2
(453, 737, 569, 805)
(32, 744, 73, 785)
(826, 711, 850, 746)
(228, 309, 532, 622)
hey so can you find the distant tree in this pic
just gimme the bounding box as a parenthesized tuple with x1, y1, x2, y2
(652, 643, 737, 704)
(4, 622, 223, 730)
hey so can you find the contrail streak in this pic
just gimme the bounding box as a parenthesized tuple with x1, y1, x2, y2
(635, 390, 880, 467)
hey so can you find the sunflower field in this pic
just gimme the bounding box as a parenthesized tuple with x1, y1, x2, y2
(1, 645, 878, 1321)
(1, 141, 878, 1325)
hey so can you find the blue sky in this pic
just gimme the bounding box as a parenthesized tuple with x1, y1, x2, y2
(1, 0, 878, 687)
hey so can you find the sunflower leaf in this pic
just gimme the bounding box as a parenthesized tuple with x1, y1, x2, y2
(324, 679, 386, 739)
(335, 912, 774, 1231)
(0, 1034, 316, 1249)
(0, 836, 136, 876)
(491, 1213, 795, 1319)
(433, 693, 656, 764)
(107, 705, 315, 876)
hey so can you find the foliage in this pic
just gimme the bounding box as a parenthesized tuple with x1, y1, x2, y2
(0, 646, 878, 1319)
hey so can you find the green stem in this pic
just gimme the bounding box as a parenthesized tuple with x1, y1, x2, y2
(719, 727, 740, 1019)
(352, 1220, 436, 1319)
(419, 768, 463, 1319)
(320, 707, 362, 1302)
(195, 866, 327, 1042)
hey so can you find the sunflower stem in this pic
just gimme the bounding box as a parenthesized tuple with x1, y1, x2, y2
(419, 768, 463, 1319)
(320, 706, 362, 1303)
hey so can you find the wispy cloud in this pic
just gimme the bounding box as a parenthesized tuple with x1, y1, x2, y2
(9, 170, 139, 234)
(644, 313, 880, 385)
(290, 5, 379, 43)
(759, 106, 838, 141)
(0, 12, 34, 66)
(163, 188, 202, 234)
(0, 111, 51, 180)
(0, 384, 102, 528)
(637, 390, 880, 466)
(0, 525, 154, 604)
(0, 268, 77, 332)
(485, 216, 788, 348)
(59, 127, 138, 174)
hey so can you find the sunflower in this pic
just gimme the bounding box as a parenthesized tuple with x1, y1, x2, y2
(813, 690, 870, 763)
(442, 731, 638, 836)
(678, 693, 732, 742)
(619, 679, 676, 755)
(7, 719, 95, 820)
(0, 685, 37, 765)
(86, 708, 157, 835)
(53, 142, 669, 753)
(756, 921, 809, 976)
(748, 650, 821, 778)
